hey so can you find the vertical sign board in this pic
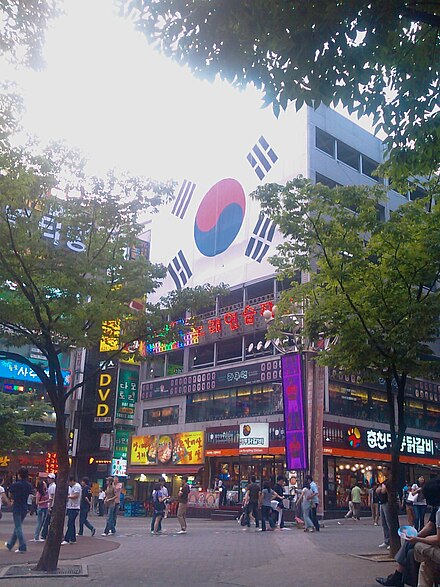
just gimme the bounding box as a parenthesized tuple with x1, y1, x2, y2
(281, 353, 307, 470)
(116, 369, 138, 420)
(93, 364, 117, 429)
(113, 429, 130, 460)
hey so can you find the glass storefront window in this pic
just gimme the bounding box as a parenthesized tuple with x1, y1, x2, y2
(142, 405, 179, 427)
(329, 384, 369, 419)
(369, 391, 388, 423)
(185, 383, 283, 423)
(425, 404, 440, 432)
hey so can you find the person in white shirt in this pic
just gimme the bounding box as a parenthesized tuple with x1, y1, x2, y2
(0, 476, 10, 518)
(61, 476, 81, 544)
(41, 473, 56, 540)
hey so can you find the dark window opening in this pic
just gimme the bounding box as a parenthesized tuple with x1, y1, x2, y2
(337, 140, 360, 171)
(316, 128, 335, 157)
(315, 172, 341, 189)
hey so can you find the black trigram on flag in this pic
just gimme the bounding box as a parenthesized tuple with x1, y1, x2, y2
(245, 214, 276, 263)
(247, 136, 278, 180)
(168, 250, 192, 290)
(171, 179, 196, 219)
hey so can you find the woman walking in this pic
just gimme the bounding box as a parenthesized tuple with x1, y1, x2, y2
(411, 476, 427, 532)
(34, 480, 50, 541)
(101, 477, 117, 536)
(298, 480, 315, 532)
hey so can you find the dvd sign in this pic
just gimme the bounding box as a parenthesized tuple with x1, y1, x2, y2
(93, 367, 117, 429)
(239, 423, 269, 455)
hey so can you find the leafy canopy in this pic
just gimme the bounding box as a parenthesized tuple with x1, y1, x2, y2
(0, 392, 52, 450)
(253, 177, 440, 381)
(121, 0, 440, 174)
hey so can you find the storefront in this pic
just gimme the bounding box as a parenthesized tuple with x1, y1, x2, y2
(0, 452, 48, 487)
(127, 431, 205, 504)
(205, 422, 286, 503)
(323, 420, 440, 512)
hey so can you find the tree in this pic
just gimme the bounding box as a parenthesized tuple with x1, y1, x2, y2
(0, 0, 60, 69)
(0, 135, 179, 570)
(253, 176, 440, 554)
(0, 392, 52, 450)
(121, 0, 440, 174)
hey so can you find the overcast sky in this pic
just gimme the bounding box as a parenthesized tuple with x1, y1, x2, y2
(1, 0, 376, 184)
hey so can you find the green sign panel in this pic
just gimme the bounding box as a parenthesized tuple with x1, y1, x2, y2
(116, 369, 138, 421)
(114, 429, 130, 459)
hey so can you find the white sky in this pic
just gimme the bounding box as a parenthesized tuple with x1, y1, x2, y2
(0, 0, 376, 183)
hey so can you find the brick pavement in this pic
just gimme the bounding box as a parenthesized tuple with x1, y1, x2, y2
(0, 513, 396, 586)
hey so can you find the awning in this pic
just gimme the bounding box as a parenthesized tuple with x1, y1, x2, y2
(127, 465, 204, 475)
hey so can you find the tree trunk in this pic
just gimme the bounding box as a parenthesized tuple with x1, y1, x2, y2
(388, 446, 401, 556)
(34, 392, 69, 572)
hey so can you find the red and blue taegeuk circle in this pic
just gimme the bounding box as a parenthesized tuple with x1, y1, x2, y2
(194, 178, 246, 257)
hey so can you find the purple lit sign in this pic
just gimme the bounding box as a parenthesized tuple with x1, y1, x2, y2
(281, 354, 307, 470)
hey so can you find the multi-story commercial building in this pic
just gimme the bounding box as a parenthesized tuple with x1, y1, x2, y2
(127, 105, 440, 514)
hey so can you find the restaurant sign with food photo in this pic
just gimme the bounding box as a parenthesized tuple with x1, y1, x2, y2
(130, 432, 204, 466)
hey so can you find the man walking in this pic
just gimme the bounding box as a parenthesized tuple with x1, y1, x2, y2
(177, 476, 190, 534)
(41, 473, 56, 540)
(305, 475, 321, 531)
(5, 467, 32, 553)
(245, 476, 261, 529)
(273, 476, 287, 529)
(350, 481, 363, 521)
(377, 465, 392, 549)
(78, 477, 95, 536)
(61, 476, 82, 545)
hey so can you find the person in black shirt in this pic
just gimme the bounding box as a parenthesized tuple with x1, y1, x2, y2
(274, 476, 286, 529)
(245, 476, 261, 529)
(78, 477, 96, 536)
(5, 467, 33, 553)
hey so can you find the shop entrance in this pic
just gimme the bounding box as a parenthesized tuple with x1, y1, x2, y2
(208, 455, 285, 503)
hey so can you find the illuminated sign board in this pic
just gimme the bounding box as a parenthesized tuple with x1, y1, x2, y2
(0, 360, 70, 386)
(130, 431, 204, 466)
(93, 364, 117, 429)
(239, 423, 269, 455)
(281, 353, 307, 470)
(116, 369, 138, 421)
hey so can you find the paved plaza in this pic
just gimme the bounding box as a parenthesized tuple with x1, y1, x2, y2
(0, 513, 396, 586)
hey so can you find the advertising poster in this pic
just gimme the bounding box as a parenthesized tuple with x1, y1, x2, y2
(130, 432, 204, 466)
(93, 364, 118, 429)
(281, 353, 307, 469)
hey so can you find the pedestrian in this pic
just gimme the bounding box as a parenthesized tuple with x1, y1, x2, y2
(377, 465, 392, 549)
(98, 487, 105, 516)
(78, 477, 96, 536)
(101, 477, 117, 536)
(218, 479, 227, 507)
(273, 475, 287, 529)
(161, 482, 170, 518)
(27, 487, 36, 515)
(260, 481, 282, 531)
(375, 478, 440, 587)
(0, 476, 10, 520)
(40, 473, 56, 540)
(5, 467, 33, 553)
(150, 484, 162, 534)
(113, 476, 123, 529)
(244, 476, 261, 529)
(152, 483, 167, 535)
(297, 480, 314, 532)
(306, 474, 320, 531)
(33, 480, 50, 541)
(176, 475, 190, 534)
(61, 475, 82, 545)
(350, 481, 363, 521)
(412, 478, 440, 587)
(369, 482, 380, 525)
(411, 475, 427, 532)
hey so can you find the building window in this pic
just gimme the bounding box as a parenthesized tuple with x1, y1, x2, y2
(315, 172, 341, 189)
(142, 405, 179, 427)
(315, 128, 335, 157)
(336, 140, 360, 171)
(361, 155, 382, 182)
(185, 383, 283, 423)
(376, 205, 386, 222)
(409, 185, 427, 201)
